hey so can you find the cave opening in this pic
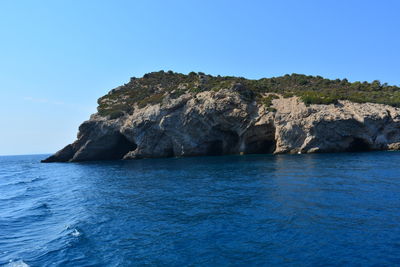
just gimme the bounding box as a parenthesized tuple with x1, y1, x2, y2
(203, 130, 240, 156)
(346, 137, 370, 152)
(95, 134, 137, 160)
(222, 131, 240, 154)
(163, 147, 175, 157)
(244, 139, 276, 154)
(206, 140, 224, 156)
(241, 124, 276, 155)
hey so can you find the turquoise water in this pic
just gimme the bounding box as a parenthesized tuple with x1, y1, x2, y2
(1, 152, 400, 266)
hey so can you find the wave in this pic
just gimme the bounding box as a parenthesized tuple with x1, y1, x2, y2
(13, 177, 42, 186)
(71, 229, 82, 237)
(32, 203, 50, 211)
(0, 177, 43, 188)
(5, 260, 30, 267)
(64, 225, 83, 238)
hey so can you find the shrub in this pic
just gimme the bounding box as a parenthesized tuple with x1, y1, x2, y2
(96, 71, 400, 116)
(137, 93, 165, 108)
(300, 92, 338, 106)
(108, 110, 125, 119)
(260, 94, 279, 107)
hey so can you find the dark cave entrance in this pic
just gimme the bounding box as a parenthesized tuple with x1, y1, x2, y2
(241, 124, 276, 155)
(244, 139, 276, 154)
(163, 147, 175, 157)
(223, 131, 240, 154)
(206, 140, 224, 156)
(204, 130, 240, 156)
(346, 138, 370, 152)
(95, 134, 137, 160)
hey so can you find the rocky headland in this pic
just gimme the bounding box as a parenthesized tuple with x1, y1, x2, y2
(42, 71, 400, 162)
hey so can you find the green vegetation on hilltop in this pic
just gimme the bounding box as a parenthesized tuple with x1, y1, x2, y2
(97, 70, 400, 117)
(260, 94, 279, 112)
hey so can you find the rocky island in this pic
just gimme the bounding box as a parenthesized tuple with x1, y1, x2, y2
(42, 71, 400, 162)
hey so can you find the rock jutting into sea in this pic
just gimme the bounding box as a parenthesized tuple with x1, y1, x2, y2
(42, 71, 400, 162)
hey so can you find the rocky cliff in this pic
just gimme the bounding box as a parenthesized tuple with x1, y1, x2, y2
(42, 71, 400, 162)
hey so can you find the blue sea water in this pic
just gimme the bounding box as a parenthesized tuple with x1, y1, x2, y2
(1, 152, 400, 266)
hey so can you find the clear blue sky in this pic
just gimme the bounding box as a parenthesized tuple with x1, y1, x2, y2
(1, 0, 399, 155)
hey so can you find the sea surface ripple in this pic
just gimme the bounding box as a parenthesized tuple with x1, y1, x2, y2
(1, 152, 400, 266)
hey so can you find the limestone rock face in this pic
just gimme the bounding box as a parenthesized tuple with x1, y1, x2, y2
(42, 90, 400, 162)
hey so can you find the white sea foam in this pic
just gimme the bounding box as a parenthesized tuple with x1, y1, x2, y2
(71, 229, 81, 237)
(6, 260, 30, 267)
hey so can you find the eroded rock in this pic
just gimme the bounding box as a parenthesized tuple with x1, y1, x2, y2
(42, 92, 400, 162)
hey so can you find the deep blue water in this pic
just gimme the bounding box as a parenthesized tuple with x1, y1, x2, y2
(1, 152, 400, 266)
